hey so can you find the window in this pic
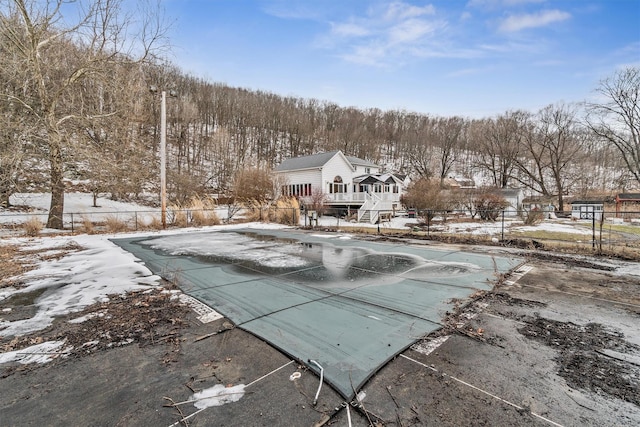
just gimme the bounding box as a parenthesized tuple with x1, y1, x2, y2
(333, 176, 345, 193)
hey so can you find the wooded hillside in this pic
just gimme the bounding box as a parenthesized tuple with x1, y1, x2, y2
(1, 1, 638, 228)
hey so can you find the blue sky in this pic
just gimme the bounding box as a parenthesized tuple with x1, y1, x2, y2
(163, 0, 640, 118)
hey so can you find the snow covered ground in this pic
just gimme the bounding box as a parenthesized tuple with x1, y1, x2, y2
(1, 192, 635, 367)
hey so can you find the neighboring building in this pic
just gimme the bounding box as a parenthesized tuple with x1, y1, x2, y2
(498, 188, 524, 217)
(571, 200, 604, 220)
(274, 151, 405, 223)
(615, 193, 640, 218)
(523, 196, 557, 215)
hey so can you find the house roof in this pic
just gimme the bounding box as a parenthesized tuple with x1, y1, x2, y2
(571, 200, 604, 205)
(617, 193, 640, 201)
(274, 150, 378, 172)
(499, 188, 523, 198)
(354, 173, 402, 185)
(344, 155, 379, 168)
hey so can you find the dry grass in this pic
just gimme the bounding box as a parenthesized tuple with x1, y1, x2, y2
(509, 229, 592, 242)
(604, 223, 640, 236)
(243, 200, 267, 222)
(22, 217, 43, 237)
(188, 196, 220, 226)
(0, 244, 30, 288)
(272, 197, 300, 225)
(0, 241, 85, 289)
(105, 215, 129, 233)
(146, 215, 164, 230)
(172, 209, 188, 227)
(168, 196, 221, 227)
(81, 215, 95, 234)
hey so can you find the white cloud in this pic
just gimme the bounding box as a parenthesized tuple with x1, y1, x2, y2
(388, 18, 439, 44)
(382, 1, 435, 20)
(331, 22, 371, 37)
(322, 1, 450, 66)
(467, 0, 546, 8)
(498, 9, 571, 32)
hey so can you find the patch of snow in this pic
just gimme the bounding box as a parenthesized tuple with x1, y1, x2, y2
(140, 232, 312, 269)
(514, 221, 593, 235)
(0, 340, 69, 365)
(192, 384, 246, 409)
(0, 234, 160, 337)
(411, 335, 450, 356)
(68, 311, 105, 324)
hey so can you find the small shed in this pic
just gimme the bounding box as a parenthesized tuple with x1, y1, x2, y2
(571, 200, 604, 220)
(499, 188, 524, 217)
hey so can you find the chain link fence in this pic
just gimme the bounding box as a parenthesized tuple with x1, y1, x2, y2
(2, 207, 638, 256)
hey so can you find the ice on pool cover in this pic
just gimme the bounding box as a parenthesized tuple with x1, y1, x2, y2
(112, 228, 521, 399)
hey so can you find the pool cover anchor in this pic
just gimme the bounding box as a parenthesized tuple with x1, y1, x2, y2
(308, 359, 324, 406)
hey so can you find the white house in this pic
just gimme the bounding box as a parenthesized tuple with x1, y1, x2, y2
(274, 151, 405, 223)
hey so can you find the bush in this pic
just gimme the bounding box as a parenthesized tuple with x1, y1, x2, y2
(522, 209, 544, 225)
(23, 217, 43, 237)
(476, 193, 509, 221)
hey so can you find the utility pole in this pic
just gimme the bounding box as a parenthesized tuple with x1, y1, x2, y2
(150, 86, 177, 229)
(160, 90, 167, 229)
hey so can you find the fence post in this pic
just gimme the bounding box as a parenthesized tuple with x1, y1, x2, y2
(501, 210, 504, 241)
(135, 212, 138, 231)
(592, 215, 596, 250)
(70, 213, 74, 233)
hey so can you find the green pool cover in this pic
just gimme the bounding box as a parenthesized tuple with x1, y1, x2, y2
(112, 228, 521, 399)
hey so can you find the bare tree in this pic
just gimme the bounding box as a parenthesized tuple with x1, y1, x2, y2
(537, 103, 584, 211)
(233, 167, 273, 203)
(302, 186, 330, 216)
(0, 0, 167, 228)
(473, 110, 529, 188)
(512, 104, 583, 211)
(405, 114, 436, 180)
(586, 67, 640, 184)
(434, 116, 466, 187)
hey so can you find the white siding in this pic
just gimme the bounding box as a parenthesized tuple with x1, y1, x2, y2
(321, 154, 354, 193)
(279, 169, 322, 188)
(353, 165, 381, 175)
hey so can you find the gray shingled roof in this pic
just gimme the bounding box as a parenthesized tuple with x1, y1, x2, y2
(274, 150, 377, 172)
(344, 155, 379, 168)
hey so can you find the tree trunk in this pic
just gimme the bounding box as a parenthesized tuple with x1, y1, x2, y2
(0, 190, 10, 208)
(47, 137, 65, 229)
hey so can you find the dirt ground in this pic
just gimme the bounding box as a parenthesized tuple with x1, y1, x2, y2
(1, 236, 639, 427)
